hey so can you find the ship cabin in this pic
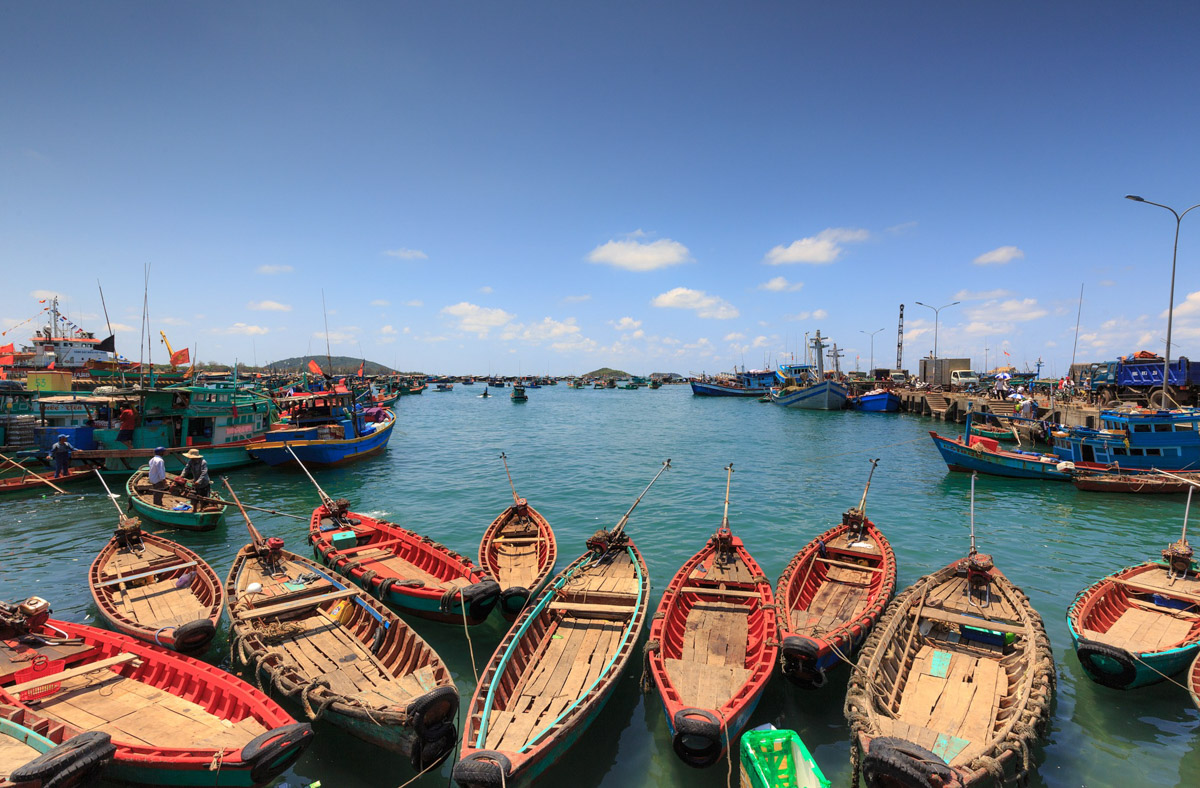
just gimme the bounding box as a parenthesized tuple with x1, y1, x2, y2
(1051, 407, 1200, 470)
(270, 390, 377, 442)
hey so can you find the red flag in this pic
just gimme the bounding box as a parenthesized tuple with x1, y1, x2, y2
(308, 359, 324, 376)
(0, 343, 13, 354)
(0, 356, 12, 366)
(170, 348, 190, 366)
(46, 360, 55, 370)
(357, 361, 364, 377)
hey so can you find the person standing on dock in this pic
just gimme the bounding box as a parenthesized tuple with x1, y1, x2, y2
(46, 434, 75, 478)
(147, 446, 167, 506)
(117, 402, 137, 448)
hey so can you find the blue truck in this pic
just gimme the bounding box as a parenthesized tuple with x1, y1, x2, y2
(1082, 355, 1200, 407)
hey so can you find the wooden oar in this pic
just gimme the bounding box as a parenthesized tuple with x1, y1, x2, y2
(285, 443, 348, 527)
(92, 469, 127, 517)
(222, 477, 266, 552)
(500, 452, 521, 505)
(0, 452, 67, 494)
(609, 459, 671, 542)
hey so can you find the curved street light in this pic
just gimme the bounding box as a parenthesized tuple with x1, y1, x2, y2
(860, 328, 885, 373)
(1126, 195, 1200, 407)
(914, 301, 960, 360)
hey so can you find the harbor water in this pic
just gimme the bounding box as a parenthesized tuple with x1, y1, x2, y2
(1, 384, 1196, 787)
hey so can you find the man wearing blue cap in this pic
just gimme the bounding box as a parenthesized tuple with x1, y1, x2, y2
(46, 434, 75, 479)
(147, 446, 168, 506)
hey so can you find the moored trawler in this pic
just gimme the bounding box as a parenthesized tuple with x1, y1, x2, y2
(690, 367, 777, 397)
(770, 332, 848, 410)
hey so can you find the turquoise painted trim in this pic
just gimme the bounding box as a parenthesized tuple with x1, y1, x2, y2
(524, 544, 644, 751)
(106, 762, 255, 787)
(0, 716, 55, 753)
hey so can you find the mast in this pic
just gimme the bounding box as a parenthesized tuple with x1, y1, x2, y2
(812, 331, 826, 377)
(896, 303, 904, 370)
(720, 463, 734, 529)
(97, 280, 113, 338)
(321, 289, 333, 376)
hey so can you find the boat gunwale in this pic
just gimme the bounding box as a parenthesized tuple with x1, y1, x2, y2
(477, 502, 558, 606)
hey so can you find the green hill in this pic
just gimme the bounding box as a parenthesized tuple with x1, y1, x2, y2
(264, 356, 400, 375)
(584, 367, 630, 378)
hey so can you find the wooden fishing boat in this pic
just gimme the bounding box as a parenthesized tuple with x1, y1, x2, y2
(1067, 509, 1200, 689)
(0, 705, 115, 788)
(88, 518, 223, 654)
(647, 464, 777, 768)
(125, 466, 226, 531)
(968, 422, 1016, 442)
(511, 385, 527, 402)
(452, 461, 668, 788)
(310, 499, 500, 625)
(479, 455, 558, 619)
(0, 598, 312, 787)
(844, 478, 1055, 788)
(0, 468, 91, 496)
(227, 522, 460, 770)
(776, 461, 896, 688)
(1072, 472, 1199, 494)
(739, 725, 830, 788)
(1190, 649, 1200, 711)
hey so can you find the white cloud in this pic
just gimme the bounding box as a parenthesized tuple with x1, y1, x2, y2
(30, 289, 63, 300)
(784, 308, 829, 322)
(611, 317, 642, 332)
(158, 316, 189, 326)
(109, 322, 136, 332)
(312, 328, 358, 343)
(588, 238, 691, 272)
(501, 317, 582, 343)
(651, 288, 739, 319)
(479, 286, 493, 294)
(562, 294, 592, 303)
(247, 300, 291, 312)
(370, 299, 390, 307)
(380, 325, 397, 335)
(887, 221, 918, 234)
(724, 332, 746, 342)
(404, 300, 424, 307)
(759, 276, 804, 292)
(256, 265, 293, 275)
(954, 289, 1013, 301)
(1167, 291, 1200, 319)
(752, 335, 772, 348)
(220, 323, 269, 336)
(813, 309, 828, 320)
(384, 248, 427, 260)
(441, 302, 515, 338)
(966, 298, 1048, 323)
(973, 246, 1025, 266)
(764, 228, 869, 265)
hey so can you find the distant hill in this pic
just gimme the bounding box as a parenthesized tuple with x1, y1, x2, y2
(265, 356, 400, 375)
(584, 367, 630, 378)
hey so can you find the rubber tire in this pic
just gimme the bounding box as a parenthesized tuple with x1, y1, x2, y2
(1149, 389, 1167, 409)
(10, 732, 114, 784)
(239, 723, 314, 786)
(672, 708, 722, 769)
(376, 576, 398, 602)
(410, 724, 456, 772)
(407, 686, 460, 739)
(1076, 637, 1138, 689)
(862, 737, 953, 788)
(451, 750, 512, 788)
(461, 579, 501, 621)
(499, 586, 530, 617)
(172, 619, 216, 653)
(780, 636, 826, 689)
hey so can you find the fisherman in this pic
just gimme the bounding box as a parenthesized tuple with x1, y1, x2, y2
(45, 434, 75, 479)
(1019, 397, 1035, 421)
(175, 448, 212, 505)
(147, 446, 168, 506)
(117, 402, 137, 448)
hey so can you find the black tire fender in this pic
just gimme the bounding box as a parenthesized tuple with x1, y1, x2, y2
(498, 586, 530, 617)
(10, 731, 114, 784)
(238, 723, 314, 785)
(780, 636, 826, 689)
(671, 708, 722, 769)
(1076, 637, 1138, 689)
(376, 576, 398, 601)
(406, 685, 460, 739)
(451, 750, 512, 788)
(410, 723, 456, 773)
(863, 736, 953, 788)
(171, 619, 216, 653)
(461, 579, 501, 621)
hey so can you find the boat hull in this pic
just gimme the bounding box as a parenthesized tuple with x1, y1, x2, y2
(478, 502, 557, 621)
(929, 431, 1072, 480)
(770, 381, 848, 410)
(253, 412, 395, 466)
(852, 392, 900, 412)
(125, 469, 225, 531)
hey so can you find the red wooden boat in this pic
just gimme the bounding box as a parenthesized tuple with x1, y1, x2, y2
(775, 461, 897, 688)
(647, 464, 777, 768)
(478, 454, 558, 619)
(0, 704, 114, 788)
(0, 468, 91, 496)
(310, 498, 500, 624)
(0, 598, 312, 787)
(1190, 649, 1200, 711)
(1072, 472, 1199, 494)
(88, 518, 224, 654)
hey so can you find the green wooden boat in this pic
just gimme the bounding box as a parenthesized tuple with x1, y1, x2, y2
(740, 727, 830, 788)
(969, 422, 1017, 442)
(125, 466, 227, 531)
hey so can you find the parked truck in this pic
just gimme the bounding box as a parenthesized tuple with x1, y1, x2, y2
(1082, 354, 1200, 407)
(919, 358, 972, 388)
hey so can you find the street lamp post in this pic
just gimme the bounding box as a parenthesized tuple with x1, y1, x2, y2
(1125, 195, 1200, 407)
(861, 328, 884, 373)
(914, 301, 960, 360)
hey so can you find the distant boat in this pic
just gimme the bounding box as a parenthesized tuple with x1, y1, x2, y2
(511, 385, 528, 402)
(690, 368, 776, 397)
(770, 333, 848, 411)
(436, 383, 454, 392)
(252, 391, 395, 466)
(851, 389, 900, 413)
(479, 387, 491, 398)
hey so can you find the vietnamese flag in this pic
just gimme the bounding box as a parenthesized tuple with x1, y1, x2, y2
(46, 360, 56, 370)
(357, 361, 364, 377)
(170, 348, 190, 366)
(0, 344, 13, 355)
(308, 359, 324, 376)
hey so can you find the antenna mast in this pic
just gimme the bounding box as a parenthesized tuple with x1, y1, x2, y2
(896, 304, 904, 370)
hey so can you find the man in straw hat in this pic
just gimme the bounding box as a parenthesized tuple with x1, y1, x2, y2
(174, 448, 212, 503)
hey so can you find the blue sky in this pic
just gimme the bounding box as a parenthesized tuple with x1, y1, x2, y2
(3, 2, 1200, 375)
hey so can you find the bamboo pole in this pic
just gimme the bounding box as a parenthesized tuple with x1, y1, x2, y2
(610, 459, 671, 541)
(92, 469, 127, 517)
(0, 453, 67, 494)
(500, 452, 520, 505)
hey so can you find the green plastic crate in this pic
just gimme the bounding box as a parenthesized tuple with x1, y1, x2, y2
(739, 728, 830, 788)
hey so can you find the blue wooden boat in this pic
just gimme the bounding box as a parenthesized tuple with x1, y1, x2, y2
(770, 333, 849, 411)
(930, 412, 1073, 480)
(252, 391, 395, 466)
(1068, 514, 1200, 689)
(1051, 406, 1200, 471)
(851, 390, 900, 412)
(690, 368, 777, 397)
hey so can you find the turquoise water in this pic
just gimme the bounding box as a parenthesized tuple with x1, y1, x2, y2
(2, 384, 1197, 787)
